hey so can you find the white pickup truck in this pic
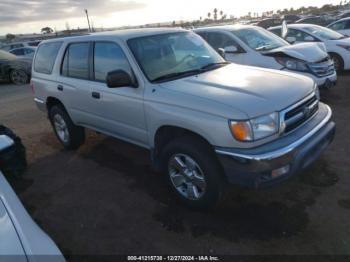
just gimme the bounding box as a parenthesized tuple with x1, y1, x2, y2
(31, 28, 335, 208)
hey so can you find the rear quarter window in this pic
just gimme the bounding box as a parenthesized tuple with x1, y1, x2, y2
(34, 42, 62, 74)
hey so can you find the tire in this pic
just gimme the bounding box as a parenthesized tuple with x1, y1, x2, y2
(160, 135, 225, 209)
(329, 53, 344, 72)
(10, 69, 29, 85)
(0, 125, 27, 177)
(49, 105, 85, 150)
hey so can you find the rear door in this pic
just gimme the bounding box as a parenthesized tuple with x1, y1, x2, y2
(59, 42, 95, 127)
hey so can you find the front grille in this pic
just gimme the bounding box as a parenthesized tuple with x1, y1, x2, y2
(283, 95, 319, 133)
(308, 57, 335, 77)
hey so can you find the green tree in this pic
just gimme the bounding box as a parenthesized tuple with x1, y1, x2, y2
(214, 8, 218, 21)
(6, 33, 15, 41)
(41, 27, 53, 34)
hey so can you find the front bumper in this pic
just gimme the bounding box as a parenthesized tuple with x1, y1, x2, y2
(215, 104, 335, 188)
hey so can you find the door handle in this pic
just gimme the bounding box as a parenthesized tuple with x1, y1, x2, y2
(92, 91, 100, 99)
(57, 85, 63, 91)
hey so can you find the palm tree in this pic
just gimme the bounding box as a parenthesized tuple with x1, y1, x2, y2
(214, 8, 218, 21)
(208, 12, 211, 19)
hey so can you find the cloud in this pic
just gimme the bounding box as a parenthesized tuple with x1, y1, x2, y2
(0, 0, 146, 26)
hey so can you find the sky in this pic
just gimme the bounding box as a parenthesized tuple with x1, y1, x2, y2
(0, 0, 342, 35)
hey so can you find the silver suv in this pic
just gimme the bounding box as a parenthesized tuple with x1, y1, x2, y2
(31, 28, 335, 208)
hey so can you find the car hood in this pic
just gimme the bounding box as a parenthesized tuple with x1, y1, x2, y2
(160, 64, 314, 118)
(264, 42, 328, 62)
(331, 37, 350, 45)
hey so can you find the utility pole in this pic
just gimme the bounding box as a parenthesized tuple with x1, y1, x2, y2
(85, 9, 91, 32)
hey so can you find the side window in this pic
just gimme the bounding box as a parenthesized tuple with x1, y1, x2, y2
(61, 42, 90, 79)
(346, 20, 350, 29)
(196, 32, 208, 41)
(24, 48, 34, 55)
(330, 21, 346, 30)
(34, 41, 62, 74)
(93, 42, 132, 82)
(11, 49, 24, 56)
(287, 29, 315, 42)
(206, 32, 242, 51)
(270, 28, 282, 37)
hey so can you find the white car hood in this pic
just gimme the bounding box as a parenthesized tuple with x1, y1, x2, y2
(331, 37, 350, 45)
(161, 64, 314, 118)
(264, 42, 328, 63)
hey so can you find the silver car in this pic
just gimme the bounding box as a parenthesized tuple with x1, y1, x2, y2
(0, 135, 64, 261)
(31, 28, 335, 208)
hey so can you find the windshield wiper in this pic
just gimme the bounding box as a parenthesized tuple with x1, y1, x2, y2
(200, 61, 230, 70)
(152, 69, 204, 83)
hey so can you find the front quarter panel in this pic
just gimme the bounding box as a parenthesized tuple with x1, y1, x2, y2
(145, 84, 248, 148)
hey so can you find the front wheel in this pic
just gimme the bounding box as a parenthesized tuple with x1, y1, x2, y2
(10, 69, 29, 85)
(160, 136, 225, 209)
(329, 53, 344, 72)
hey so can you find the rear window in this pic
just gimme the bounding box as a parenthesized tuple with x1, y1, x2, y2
(61, 42, 90, 79)
(34, 42, 62, 74)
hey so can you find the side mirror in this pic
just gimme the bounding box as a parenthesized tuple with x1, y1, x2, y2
(217, 48, 225, 58)
(304, 36, 315, 42)
(286, 36, 297, 44)
(224, 45, 239, 54)
(106, 70, 137, 88)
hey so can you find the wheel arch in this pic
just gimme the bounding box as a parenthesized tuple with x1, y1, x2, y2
(152, 125, 215, 171)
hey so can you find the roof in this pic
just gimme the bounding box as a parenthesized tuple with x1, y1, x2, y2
(40, 27, 187, 45)
(329, 17, 350, 24)
(195, 24, 257, 32)
(269, 24, 321, 30)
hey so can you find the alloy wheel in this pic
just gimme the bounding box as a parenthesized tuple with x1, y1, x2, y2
(168, 153, 207, 200)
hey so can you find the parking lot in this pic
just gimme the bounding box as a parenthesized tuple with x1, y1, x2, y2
(0, 74, 350, 257)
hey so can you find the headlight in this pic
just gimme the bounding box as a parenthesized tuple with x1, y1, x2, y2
(229, 112, 279, 142)
(337, 44, 350, 51)
(275, 57, 308, 72)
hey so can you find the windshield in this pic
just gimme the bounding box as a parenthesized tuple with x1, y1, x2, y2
(0, 50, 16, 60)
(128, 32, 226, 82)
(231, 27, 288, 51)
(303, 26, 345, 40)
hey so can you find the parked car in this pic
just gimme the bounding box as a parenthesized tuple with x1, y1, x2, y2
(282, 14, 301, 24)
(32, 28, 335, 208)
(269, 24, 350, 71)
(0, 50, 32, 84)
(0, 125, 27, 177)
(256, 18, 282, 28)
(295, 16, 334, 26)
(337, 10, 350, 19)
(1, 41, 41, 52)
(327, 17, 350, 36)
(0, 135, 64, 260)
(9, 47, 36, 58)
(195, 25, 336, 89)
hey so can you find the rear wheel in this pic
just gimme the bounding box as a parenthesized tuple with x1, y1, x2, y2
(329, 53, 344, 72)
(49, 105, 85, 150)
(10, 69, 29, 85)
(160, 136, 225, 209)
